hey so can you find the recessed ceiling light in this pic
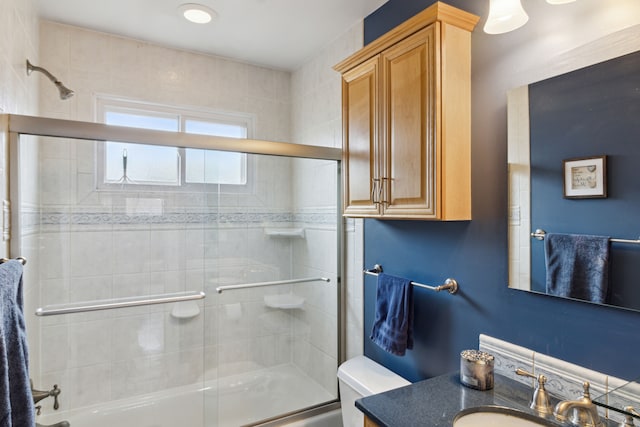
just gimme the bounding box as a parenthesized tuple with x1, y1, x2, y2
(179, 3, 217, 24)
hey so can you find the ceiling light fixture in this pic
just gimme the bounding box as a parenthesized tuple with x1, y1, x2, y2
(179, 3, 217, 24)
(484, 0, 529, 34)
(546, 0, 576, 4)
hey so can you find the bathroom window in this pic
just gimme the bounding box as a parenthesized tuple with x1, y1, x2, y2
(96, 98, 252, 188)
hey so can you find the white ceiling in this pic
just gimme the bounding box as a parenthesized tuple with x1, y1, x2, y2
(35, 0, 388, 71)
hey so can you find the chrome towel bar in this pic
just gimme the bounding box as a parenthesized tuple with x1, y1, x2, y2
(35, 291, 205, 316)
(531, 229, 640, 245)
(363, 264, 459, 294)
(216, 277, 330, 294)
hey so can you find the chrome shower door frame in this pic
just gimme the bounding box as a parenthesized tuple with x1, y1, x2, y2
(3, 113, 346, 426)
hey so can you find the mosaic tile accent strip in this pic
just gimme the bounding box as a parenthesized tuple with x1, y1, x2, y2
(37, 208, 338, 226)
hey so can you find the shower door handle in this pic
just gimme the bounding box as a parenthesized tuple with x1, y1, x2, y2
(216, 277, 330, 294)
(35, 291, 205, 316)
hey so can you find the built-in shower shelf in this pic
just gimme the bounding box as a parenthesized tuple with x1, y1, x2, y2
(264, 228, 305, 238)
(170, 300, 200, 319)
(263, 293, 305, 309)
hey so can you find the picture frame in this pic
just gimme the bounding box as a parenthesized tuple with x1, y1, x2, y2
(563, 155, 607, 199)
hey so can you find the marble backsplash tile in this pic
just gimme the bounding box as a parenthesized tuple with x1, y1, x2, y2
(479, 334, 636, 423)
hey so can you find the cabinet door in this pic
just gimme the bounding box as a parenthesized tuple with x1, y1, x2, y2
(364, 415, 380, 427)
(381, 25, 439, 219)
(342, 56, 382, 217)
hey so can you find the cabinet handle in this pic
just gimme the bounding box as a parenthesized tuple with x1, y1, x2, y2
(380, 177, 390, 206)
(371, 178, 380, 204)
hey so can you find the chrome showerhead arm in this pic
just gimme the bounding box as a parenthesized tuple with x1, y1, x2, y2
(26, 59, 75, 100)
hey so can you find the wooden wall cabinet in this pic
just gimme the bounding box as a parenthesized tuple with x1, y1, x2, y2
(334, 2, 479, 220)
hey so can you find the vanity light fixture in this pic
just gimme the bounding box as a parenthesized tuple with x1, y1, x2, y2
(484, 0, 578, 34)
(179, 3, 217, 24)
(484, 0, 529, 34)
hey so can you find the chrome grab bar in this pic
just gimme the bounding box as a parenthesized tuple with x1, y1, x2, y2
(216, 277, 330, 294)
(35, 291, 205, 316)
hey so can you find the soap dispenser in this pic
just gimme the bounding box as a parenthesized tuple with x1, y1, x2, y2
(516, 368, 552, 415)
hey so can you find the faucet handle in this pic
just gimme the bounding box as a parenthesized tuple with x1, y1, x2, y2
(51, 384, 60, 410)
(582, 382, 592, 399)
(620, 407, 637, 427)
(515, 368, 552, 415)
(515, 368, 547, 388)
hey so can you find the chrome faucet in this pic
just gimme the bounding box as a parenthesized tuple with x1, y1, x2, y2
(30, 380, 61, 410)
(553, 382, 603, 427)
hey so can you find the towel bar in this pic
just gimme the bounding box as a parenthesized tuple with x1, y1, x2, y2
(363, 264, 458, 294)
(0, 256, 26, 265)
(531, 229, 640, 245)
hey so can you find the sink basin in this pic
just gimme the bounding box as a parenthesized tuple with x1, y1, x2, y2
(454, 406, 557, 427)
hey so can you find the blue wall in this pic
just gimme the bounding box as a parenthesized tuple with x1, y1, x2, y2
(362, 0, 640, 383)
(528, 51, 640, 310)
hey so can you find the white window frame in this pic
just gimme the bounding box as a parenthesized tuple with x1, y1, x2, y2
(95, 96, 255, 193)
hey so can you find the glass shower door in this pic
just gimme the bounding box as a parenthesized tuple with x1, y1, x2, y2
(9, 117, 341, 427)
(205, 154, 340, 426)
(15, 133, 211, 427)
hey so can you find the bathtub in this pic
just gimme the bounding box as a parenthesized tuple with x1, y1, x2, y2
(37, 364, 340, 427)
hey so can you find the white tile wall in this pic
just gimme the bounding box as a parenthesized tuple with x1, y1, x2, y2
(22, 18, 337, 412)
(12, 6, 364, 418)
(290, 21, 364, 366)
(507, 85, 531, 291)
(1, 0, 41, 383)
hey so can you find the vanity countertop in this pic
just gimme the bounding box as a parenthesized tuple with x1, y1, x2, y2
(355, 372, 558, 427)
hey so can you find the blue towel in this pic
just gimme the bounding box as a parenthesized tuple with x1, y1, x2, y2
(370, 273, 414, 356)
(545, 233, 610, 304)
(0, 260, 34, 427)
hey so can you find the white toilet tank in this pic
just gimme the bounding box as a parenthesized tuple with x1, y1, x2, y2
(337, 356, 410, 427)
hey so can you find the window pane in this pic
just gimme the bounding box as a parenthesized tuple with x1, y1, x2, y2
(106, 112, 178, 132)
(105, 142, 179, 185)
(184, 119, 247, 185)
(185, 120, 247, 138)
(185, 149, 246, 185)
(105, 111, 180, 185)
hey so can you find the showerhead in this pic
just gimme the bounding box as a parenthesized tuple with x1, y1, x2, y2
(26, 59, 75, 100)
(55, 81, 75, 100)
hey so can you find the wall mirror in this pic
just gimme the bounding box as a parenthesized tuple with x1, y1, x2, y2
(507, 48, 640, 312)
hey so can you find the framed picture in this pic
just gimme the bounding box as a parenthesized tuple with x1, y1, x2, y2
(563, 155, 607, 199)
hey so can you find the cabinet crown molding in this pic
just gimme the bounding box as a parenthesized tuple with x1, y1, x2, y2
(333, 1, 479, 74)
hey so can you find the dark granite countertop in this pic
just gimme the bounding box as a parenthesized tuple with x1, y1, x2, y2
(355, 372, 561, 427)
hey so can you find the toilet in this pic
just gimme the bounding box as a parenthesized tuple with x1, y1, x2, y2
(337, 356, 410, 427)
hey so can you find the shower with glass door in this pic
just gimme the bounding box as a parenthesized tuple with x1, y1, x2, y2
(6, 114, 342, 427)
